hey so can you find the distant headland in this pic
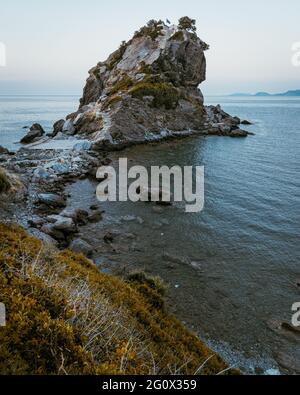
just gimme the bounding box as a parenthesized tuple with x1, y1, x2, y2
(230, 90, 300, 97)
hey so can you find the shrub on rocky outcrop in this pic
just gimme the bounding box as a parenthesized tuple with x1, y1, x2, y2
(130, 82, 180, 110)
(0, 224, 237, 375)
(134, 20, 165, 41)
(178, 16, 197, 33)
(110, 75, 134, 95)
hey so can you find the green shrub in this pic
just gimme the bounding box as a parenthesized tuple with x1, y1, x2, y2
(110, 76, 134, 95)
(130, 82, 180, 109)
(134, 20, 164, 41)
(178, 16, 197, 33)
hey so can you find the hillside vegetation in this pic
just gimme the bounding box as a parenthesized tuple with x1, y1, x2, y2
(0, 224, 236, 375)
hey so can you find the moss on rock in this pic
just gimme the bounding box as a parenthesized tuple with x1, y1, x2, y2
(110, 76, 134, 96)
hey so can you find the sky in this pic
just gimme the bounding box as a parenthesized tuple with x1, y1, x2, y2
(0, 0, 299, 95)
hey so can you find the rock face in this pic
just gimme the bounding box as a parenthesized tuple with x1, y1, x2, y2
(60, 18, 250, 149)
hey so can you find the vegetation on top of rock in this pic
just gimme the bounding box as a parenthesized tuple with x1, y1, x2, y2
(0, 168, 11, 194)
(0, 223, 237, 375)
(130, 82, 180, 110)
(178, 16, 197, 33)
(134, 19, 165, 41)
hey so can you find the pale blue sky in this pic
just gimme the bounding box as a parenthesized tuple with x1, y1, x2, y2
(0, 0, 299, 95)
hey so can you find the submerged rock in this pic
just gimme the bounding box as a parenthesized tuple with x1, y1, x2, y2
(87, 209, 103, 223)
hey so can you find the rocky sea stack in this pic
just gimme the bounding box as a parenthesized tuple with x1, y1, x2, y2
(56, 17, 249, 149)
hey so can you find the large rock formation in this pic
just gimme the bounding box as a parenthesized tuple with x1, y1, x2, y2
(62, 18, 250, 149)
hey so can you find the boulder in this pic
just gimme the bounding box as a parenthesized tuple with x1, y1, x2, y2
(241, 120, 253, 125)
(28, 228, 58, 246)
(36, 193, 66, 208)
(20, 123, 45, 144)
(28, 216, 46, 228)
(33, 167, 52, 181)
(41, 224, 65, 241)
(60, 207, 89, 225)
(87, 209, 103, 223)
(70, 238, 94, 258)
(51, 119, 65, 137)
(51, 216, 77, 233)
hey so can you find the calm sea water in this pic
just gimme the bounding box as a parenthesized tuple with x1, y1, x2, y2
(0, 95, 80, 151)
(1, 95, 300, 373)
